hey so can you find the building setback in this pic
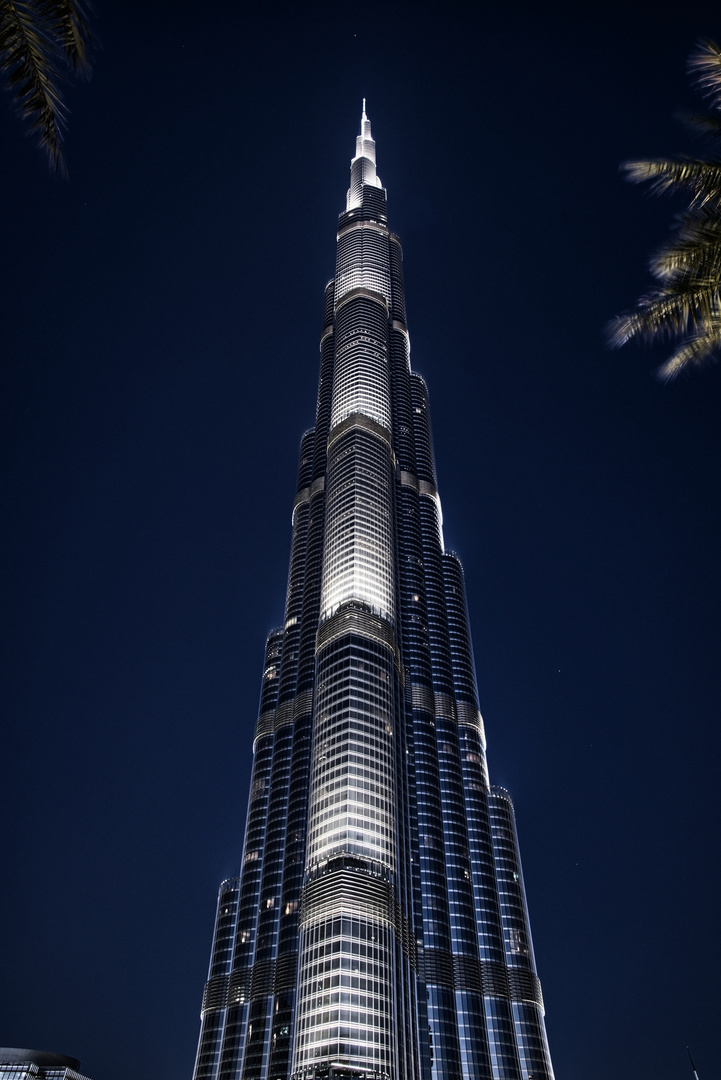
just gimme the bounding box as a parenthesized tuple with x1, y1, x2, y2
(191, 106, 554, 1080)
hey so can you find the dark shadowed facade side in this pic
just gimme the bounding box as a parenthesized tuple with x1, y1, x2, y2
(190, 107, 554, 1080)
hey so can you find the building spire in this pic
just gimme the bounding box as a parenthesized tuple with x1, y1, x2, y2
(687, 1045, 700, 1080)
(348, 102, 381, 210)
(359, 98, 372, 143)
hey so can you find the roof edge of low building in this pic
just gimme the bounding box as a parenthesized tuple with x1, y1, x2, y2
(0, 1049, 82, 1069)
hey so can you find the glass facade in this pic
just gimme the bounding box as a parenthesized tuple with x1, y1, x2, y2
(0, 1050, 97, 1080)
(191, 107, 555, 1080)
(0, 1070, 93, 1080)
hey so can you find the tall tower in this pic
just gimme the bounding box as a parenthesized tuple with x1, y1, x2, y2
(192, 106, 554, 1080)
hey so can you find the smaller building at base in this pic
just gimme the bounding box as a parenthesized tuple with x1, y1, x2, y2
(0, 1049, 98, 1080)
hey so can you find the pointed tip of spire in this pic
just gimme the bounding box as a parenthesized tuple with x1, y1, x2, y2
(349, 101, 378, 199)
(359, 99, 372, 142)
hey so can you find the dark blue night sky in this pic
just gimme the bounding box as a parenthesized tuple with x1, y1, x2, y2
(2, 3, 720, 1079)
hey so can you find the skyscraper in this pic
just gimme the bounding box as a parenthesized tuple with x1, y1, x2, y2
(192, 105, 554, 1080)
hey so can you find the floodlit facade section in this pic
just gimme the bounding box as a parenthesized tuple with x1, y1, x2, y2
(191, 109, 555, 1080)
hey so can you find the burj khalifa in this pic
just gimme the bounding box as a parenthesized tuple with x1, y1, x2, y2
(191, 105, 554, 1080)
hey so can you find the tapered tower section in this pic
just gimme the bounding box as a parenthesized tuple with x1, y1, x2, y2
(191, 109, 554, 1080)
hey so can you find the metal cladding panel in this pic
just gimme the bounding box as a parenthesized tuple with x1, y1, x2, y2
(307, 630, 397, 871)
(330, 290, 392, 432)
(319, 424, 395, 624)
(293, 904, 397, 1078)
(192, 109, 554, 1080)
(488, 788, 554, 1080)
(335, 227, 392, 309)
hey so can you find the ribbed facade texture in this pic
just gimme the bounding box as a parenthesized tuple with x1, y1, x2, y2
(191, 106, 554, 1080)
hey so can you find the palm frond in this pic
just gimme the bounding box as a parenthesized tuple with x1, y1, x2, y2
(37, 0, 94, 76)
(608, 283, 719, 346)
(688, 39, 721, 111)
(613, 38, 721, 380)
(621, 158, 721, 206)
(0, 0, 68, 173)
(649, 209, 721, 282)
(656, 316, 721, 381)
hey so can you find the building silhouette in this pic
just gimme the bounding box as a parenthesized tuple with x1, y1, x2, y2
(191, 106, 554, 1080)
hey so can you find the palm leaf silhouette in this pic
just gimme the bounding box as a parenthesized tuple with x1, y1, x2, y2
(610, 39, 721, 379)
(0, 0, 95, 174)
